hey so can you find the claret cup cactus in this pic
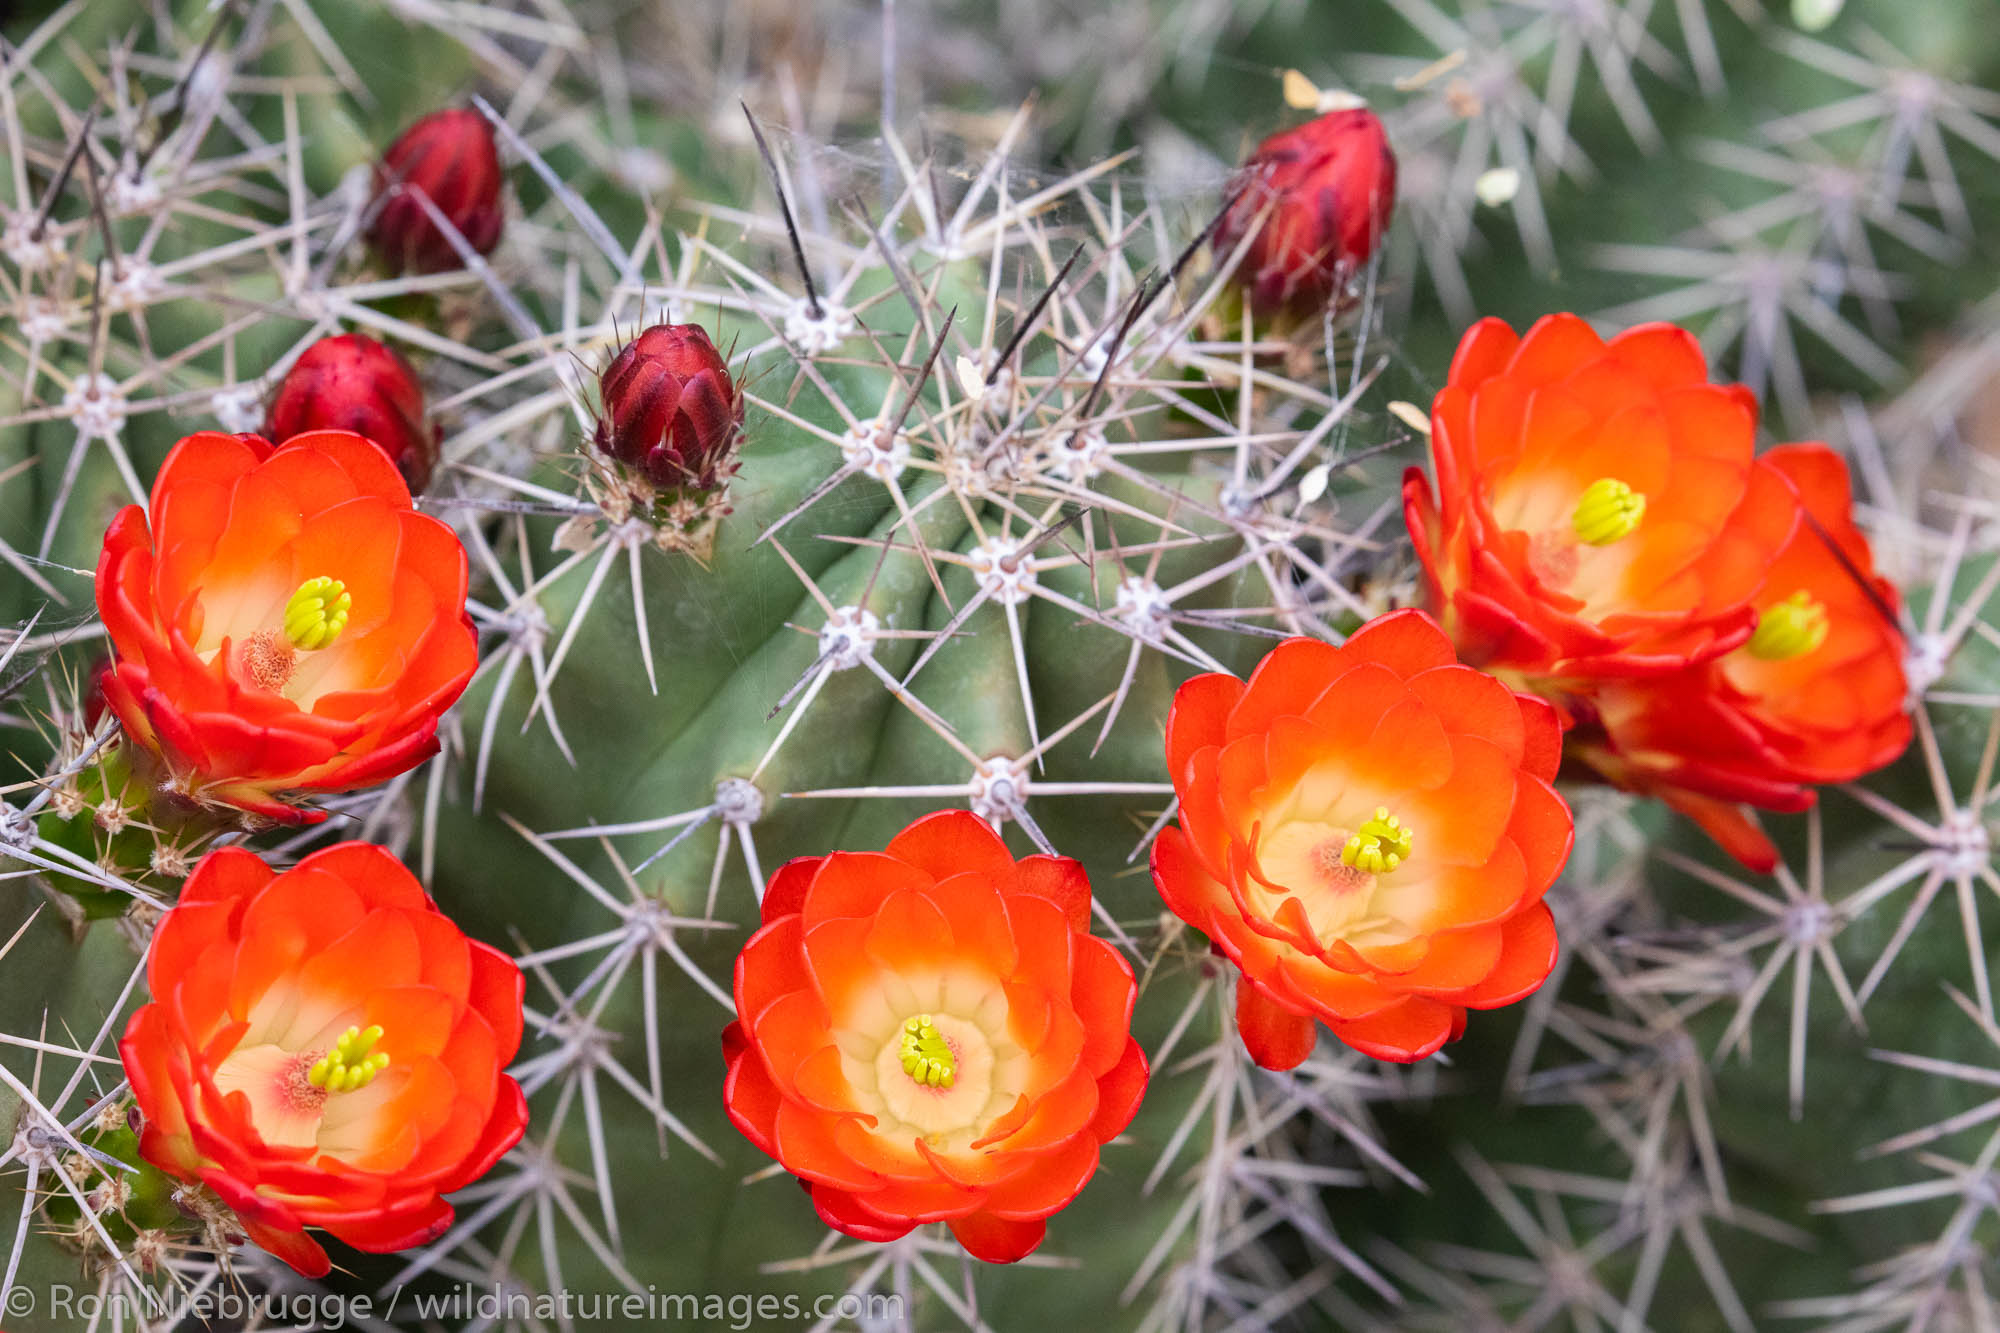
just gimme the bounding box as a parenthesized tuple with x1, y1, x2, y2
(1, 1, 1998, 1330)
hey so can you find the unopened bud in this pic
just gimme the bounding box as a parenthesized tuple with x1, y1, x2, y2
(592, 323, 744, 495)
(266, 334, 438, 489)
(1214, 108, 1398, 318)
(368, 108, 505, 275)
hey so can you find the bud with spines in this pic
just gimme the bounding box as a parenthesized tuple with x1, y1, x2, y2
(368, 108, 505, 276)
(592, 323, 744, 498)
(1214, 107, 1398, 319)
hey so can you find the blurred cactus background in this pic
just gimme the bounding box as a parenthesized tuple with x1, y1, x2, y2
(1, 0, 1998, 1329)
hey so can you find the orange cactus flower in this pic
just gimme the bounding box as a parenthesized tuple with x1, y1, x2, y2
(118, 843, 528, 1277)
(721, 810, 1148, 1263)
(1404, 314, 1801, 681)
(95, 430, 478, 823)
(1567, 443, 1911, 872)
(1150, 610, 1573, 1068)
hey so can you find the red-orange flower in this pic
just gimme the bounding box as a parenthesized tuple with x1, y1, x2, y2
(1151, 610, 1573, 1068)
(1214, 107, 1398, 318)
(1566, 443, 1911, 872)
(1404, 314, 1800, 681)
(722, 810, 1148, 1263)
(119, 843, 527, 1278)
(95, 430, 478, 823)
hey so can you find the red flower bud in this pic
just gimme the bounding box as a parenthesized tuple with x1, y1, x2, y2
(266, 334, 438, 490)
(1215, 108, 1397, 318)
(368, 108, 505, 275)
(592, 323, 743, 493)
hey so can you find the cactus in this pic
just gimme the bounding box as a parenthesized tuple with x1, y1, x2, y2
(0, 0, 1996, 1330)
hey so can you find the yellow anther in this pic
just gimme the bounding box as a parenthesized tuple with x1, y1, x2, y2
(898, 1015, 955, 1089)
(1746, 589, 1829, 662)
(1571, 477, 1647, 546)
(283, 576, 350, 651)
(1342, 806, 1415, 876)
(306, 1024, 388, 1094)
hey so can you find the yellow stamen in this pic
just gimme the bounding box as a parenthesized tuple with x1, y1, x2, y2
(1746, 590, 1829, 661)
(1342, 807, 1414, 875)
(898, 1015, 955, 1088)
(284, 576, 350, 651)
(1571, 477, 1646, 546)
(306, 1024, 389, 1094)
